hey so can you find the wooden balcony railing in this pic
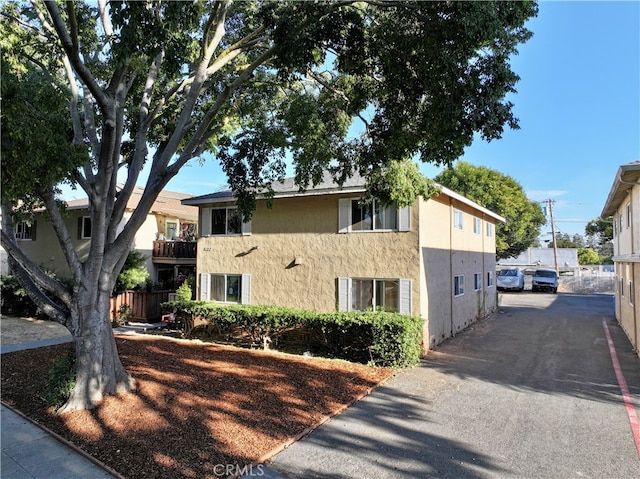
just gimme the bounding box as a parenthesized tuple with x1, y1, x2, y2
(152, 240, 197, 259)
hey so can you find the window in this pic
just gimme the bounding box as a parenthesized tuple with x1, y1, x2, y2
(15, 220, 35, 240)
(627, 203, 631, 229)
(338, 198, 410, 233)
(454, 275, 465, 296)
(629, 281, 634, 305)
(620, 277, 625, 297)
(351, 199, 397, 231)
(473, 217, 481, 235)
(338, 277, 412, 314)
(212, 208, 241, 235)
(453, 209, 463, 230)
(474, 273, 482, 291)
(620, 214, 624, 232)
(200, 273, 250, 304)
(80, 217, 92, 239)
(166, 221, 178, 240)
(487, 271, 494, 288)
(486, 222, 493, 237)
(614, 220, 617, 237)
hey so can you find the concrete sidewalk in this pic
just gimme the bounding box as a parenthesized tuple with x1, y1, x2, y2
(1, 404, 118, 479)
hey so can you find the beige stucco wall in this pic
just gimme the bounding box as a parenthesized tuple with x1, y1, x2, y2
(418, 193, 498, 347)
(197, 194, 421, 313)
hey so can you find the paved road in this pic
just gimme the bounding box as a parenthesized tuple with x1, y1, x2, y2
(258, 293, 640, 478)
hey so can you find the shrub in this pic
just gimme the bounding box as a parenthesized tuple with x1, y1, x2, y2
(161, 301, 422, 367)
(0, 274, 38, 316)
(113, 250, 150, 296)
(175, 281, 193, 301)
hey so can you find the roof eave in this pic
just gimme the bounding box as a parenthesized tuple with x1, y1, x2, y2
(601, 163, 640, 218)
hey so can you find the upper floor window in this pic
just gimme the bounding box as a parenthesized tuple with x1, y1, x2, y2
(16, 220, 35, 241)
(338, 198, 410, 233)
(212, 208, 241, 235)
(473, 217, 481, 235)
(627, 203, 631, 229)
(166, 221, 178, 240)
(486, 222, 494, 237)
(453, 209, 464, 230)
(79, 216, 92, 239)
(620, 213, 624, 232)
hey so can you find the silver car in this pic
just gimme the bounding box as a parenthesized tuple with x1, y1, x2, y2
(497, 268, 525, 292)
(531, 269, 559, 293)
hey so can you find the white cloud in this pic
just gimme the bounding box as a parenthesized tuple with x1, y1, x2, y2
(526, 190, 568, 202)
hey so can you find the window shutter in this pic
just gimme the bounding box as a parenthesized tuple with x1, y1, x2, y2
(241, 274, 251, 304)
(200, 273, 210, 301)
(399, 279, 412, 315)
(30, 220, 37, 241)
(337, 277, 350, 311)
(338, 198, 351, 233)
(241, 219, 252, 236)
(398, 206, 411, 232)
(201, 208, 211, 236)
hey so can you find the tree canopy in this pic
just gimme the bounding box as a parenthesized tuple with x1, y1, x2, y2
(435, 161, 546, 259)
(0, 0, 538, 411)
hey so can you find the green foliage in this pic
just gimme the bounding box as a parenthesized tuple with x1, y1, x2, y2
(435, 161, 546, 259)
(0, 274, 38, 316)
(577, 248, 600, 265)
(162, 301, 422, 368)
(45, 346, 76, 408)
(175, 281, 193, 302)
(365, 160, 441, 208)
(113, 251, 150, 296)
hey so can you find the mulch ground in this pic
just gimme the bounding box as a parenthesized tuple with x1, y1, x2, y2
(1, 335, 393, 479)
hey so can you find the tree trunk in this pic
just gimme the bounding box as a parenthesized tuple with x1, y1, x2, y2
(58, 288, 135, 413)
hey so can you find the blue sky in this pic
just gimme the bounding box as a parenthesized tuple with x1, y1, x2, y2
(65, 2, 640, 239)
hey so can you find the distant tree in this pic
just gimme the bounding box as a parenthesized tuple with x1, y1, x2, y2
(585, 217, 613, 263)
(549, 232, 579, 249)
(1, 1, 538, 411)
(577, 247, 600, 265)
(112, 251, 150, 296)
(435, 161, 546, 259)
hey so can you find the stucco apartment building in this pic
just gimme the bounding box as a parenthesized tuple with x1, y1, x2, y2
(14, 187, 198, 288)
(602, 161, 640, 356)
(183, 173, 504, 350)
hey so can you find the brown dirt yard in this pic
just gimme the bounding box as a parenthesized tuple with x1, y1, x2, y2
(0, 316, 393, 479)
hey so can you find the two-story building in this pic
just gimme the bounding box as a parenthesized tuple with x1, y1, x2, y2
(183, 172, 504, 350)
(602, 161, 640, 356)
(13, 187, 198, 289)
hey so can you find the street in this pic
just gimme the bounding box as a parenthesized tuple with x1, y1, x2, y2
(260, 292, 640, 478)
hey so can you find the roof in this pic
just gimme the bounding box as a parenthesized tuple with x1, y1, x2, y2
(57, 187, 198, 222)
(182, 171, 506, 223)
(601, 161, 640, 217)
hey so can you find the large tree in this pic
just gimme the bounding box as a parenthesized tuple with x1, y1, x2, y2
(0, 0, 537, 411)
(435, 161, 546, 259)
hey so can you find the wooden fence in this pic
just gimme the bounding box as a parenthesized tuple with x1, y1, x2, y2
(110, 290, 175, 323)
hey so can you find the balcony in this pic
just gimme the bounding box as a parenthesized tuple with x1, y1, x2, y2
(152, 240, 196, 264)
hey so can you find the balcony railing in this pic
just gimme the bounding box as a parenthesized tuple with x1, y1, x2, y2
(152, 240, 197, 259)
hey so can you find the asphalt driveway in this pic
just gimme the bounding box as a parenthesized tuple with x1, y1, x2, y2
(256, 292, 640, 478)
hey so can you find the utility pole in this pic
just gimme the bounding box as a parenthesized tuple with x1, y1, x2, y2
(546, 199, 560, 277)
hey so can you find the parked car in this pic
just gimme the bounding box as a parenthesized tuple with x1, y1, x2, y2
(531, 269, 559, 293)
(497, 268, 525, 292)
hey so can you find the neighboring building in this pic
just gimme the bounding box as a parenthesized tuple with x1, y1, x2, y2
(13, 187, 198, 289)
(183, 173, 504, 350)
(602, 161, 640, 356)
(498, 247, 579, 271)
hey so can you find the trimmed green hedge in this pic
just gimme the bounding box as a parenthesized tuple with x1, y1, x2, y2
(161, 301, 422, 368)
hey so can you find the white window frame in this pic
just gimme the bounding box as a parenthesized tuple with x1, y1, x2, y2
(486, 221, 494, 237)
(627, 203, 631, 229)
(487, 271, 494, 288)
(337, 277, 412, 315)
(453, 209, 463, 230)
(474, 273, 482, 291)
(629, 280, 634, 305)
(166, 221, 178, 240)
(199, 273, 250, 304)
(81, 216, 92, 239)
(473, 217, 481, 235)
(15, 220, 34, 241)
(338, 198, 410, 233)
(454, 275, 465, 297)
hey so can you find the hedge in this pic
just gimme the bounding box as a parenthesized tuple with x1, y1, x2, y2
(161, 301, 422, 368)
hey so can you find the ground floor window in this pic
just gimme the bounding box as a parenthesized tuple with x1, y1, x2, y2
(200, 273, 250, 304)
(454, 275, 465, 297)
(338, 277, 411, 314)
(487, 271, 494, 288)
(474, 273, 482, 291)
